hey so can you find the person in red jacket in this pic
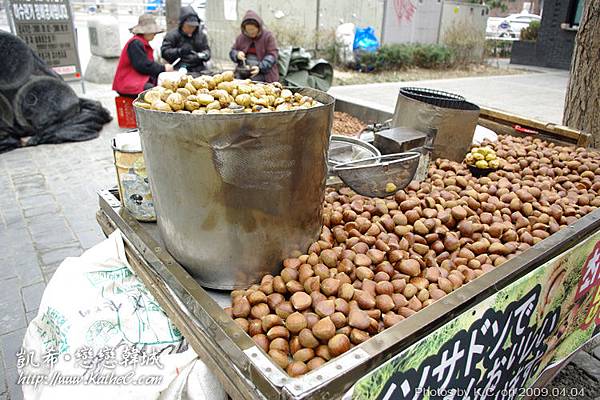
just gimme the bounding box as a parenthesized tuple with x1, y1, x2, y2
(230, 10, 279, 82)
(113, 14, 173, 97)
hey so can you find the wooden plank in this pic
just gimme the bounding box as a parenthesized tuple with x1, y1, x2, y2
(477, 119, 517, 138)
(478, 118, 583, 147)
(577, 132, 592, 148)
(479, 106, 590, 145)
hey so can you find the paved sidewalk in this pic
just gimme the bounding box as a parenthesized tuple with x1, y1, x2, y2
(0, 83, 120, 400)
(329, 68, 570, 124)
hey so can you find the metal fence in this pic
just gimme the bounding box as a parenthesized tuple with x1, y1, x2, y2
(0, 6, 8, 30)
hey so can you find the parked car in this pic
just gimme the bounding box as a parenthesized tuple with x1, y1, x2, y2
(144, 0, 205, 17)
(487, 13, 541, 38)
(182, 1, 206, 12)
(486, 17, 504, 37)
(145, 0, 164, 14)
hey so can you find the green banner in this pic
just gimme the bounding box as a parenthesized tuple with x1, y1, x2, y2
(347, 231, 600, 400)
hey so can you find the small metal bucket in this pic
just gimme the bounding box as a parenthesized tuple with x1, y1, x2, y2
(112, 131, 156, 222)
(392, 87, 480, 162)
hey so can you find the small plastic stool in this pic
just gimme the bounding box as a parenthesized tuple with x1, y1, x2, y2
(115, 96, 137, 129)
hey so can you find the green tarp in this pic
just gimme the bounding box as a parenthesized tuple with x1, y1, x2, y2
(278, 46, 334, 91)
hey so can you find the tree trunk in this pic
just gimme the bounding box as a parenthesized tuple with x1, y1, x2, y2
(166, 0, 182, 31)
(563, 0, 600, 148)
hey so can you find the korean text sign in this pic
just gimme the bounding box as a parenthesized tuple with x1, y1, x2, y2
(7, 0, 82, 80)
(347, 231, 600, 399)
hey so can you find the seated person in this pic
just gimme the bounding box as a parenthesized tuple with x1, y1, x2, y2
(230, 10, 279, 82)
(161, 6, 211, 75)
(113, 14, 173, 97)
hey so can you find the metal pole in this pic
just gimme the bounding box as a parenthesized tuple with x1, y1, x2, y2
(436, 2, 444, 43)
(381, 0, 388, 45)
(166, 0, 181, 31)
(315, 0, 320, 51)
(4, 0, 16, 33)
(109, 0, 118, 16)
(67, 0, 86, 94)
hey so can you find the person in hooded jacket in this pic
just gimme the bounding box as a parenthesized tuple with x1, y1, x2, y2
(229, 10, 279, 82)
(161, 6, 211, 75)
(113, 14, 173, 97)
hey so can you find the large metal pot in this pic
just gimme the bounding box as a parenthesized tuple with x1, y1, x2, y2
(135, 87, 335, 289)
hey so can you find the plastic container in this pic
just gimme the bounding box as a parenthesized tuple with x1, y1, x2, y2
(115, 96, 138, 129)
(112, 131, 156, 221)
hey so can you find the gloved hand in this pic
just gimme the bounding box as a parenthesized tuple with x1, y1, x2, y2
(179, 45, 193, 56)
(197, 51, 209, 61)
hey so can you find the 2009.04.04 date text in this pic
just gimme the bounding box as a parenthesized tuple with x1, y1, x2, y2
(414, 387, 586, 398)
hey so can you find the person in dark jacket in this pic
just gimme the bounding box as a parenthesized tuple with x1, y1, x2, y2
(229, 10, 279, 82)
(113, 14, 173, 96)
(161, 6, 211, 75)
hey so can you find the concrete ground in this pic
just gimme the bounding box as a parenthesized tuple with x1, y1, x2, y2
(0, 83, 120, 400)
(328, 67, 570, 124)
(0, 69, 598, 399)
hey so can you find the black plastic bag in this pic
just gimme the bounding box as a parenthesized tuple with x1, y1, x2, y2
(27, 99, 112, 145)
(0, 31, 112, 154)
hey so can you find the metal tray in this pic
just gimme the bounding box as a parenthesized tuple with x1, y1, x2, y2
(96, 188, 600, 399)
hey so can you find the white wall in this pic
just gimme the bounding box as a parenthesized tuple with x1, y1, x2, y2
(382, 0, 443, 45)
(205, 0, 384, 60)
(381, 0, 488, 46)
(439, 1, 488, 58)
(439, 1, 489, 41)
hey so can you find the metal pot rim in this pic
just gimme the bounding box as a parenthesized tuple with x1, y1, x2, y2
(134, 87, 335, 120)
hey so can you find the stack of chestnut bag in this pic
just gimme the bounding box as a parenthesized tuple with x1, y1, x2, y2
(0, 31, 112, 154)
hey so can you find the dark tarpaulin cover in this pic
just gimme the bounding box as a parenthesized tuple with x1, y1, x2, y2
(0, 31, 112, 154)
(27, 99, 112, 146)
(278, 46, 333, 92)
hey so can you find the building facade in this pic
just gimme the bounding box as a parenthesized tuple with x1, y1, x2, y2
(510, 0, 583, 70)
(488, 0, 541, 17)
